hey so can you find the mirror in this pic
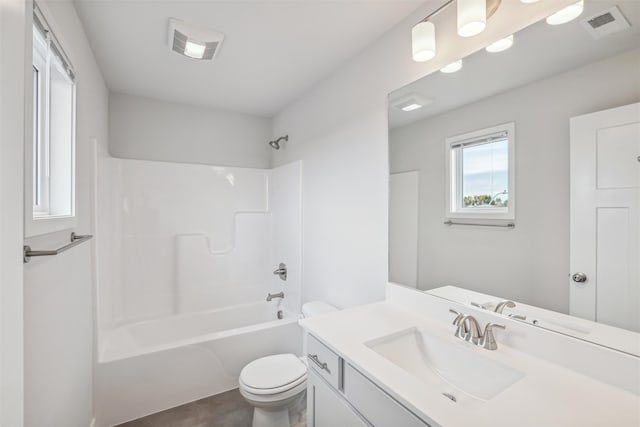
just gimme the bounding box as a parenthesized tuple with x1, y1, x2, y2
(388, 0, 640, 355)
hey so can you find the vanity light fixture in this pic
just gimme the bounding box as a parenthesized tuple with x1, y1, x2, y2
(458, 0, 486, 37)
(412, 21, 436, 62)
(485, 34, 514, 53)
(546, 0, 584, 25)
(168, 18, 224, 61)
(411, 0, 502, 62)
(440, 59, 463, 73)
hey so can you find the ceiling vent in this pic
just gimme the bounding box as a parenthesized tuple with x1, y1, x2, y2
(580, 6, 631, 39)
(391, 94, 434, 112)
(168, 18, 224, 60)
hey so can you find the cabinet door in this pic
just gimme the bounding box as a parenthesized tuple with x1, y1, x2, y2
(307, 368, 368, 427)
(344, 364, 431, 427)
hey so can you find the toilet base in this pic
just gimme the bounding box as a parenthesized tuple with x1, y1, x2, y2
(252, 407, 289, 427)
(248, 391, 305, 427)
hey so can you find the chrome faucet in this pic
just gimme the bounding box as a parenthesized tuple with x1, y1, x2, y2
(461, 315, 482, 344)
(449, 309, 505, 350)
(266, 291, 284, 302)
(494, 300, 516, 314)
(479, 323, 506, 350)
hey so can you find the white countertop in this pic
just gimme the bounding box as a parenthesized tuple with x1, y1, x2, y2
(300, 301, 640, 427)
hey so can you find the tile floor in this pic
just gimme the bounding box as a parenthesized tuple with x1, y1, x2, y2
(117, 388, 306, 427)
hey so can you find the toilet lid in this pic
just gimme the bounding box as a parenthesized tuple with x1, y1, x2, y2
(240, 354, 306, 392)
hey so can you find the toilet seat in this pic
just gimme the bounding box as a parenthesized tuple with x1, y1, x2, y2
(239, 354, 307, 395)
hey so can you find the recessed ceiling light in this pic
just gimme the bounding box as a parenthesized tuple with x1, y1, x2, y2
(440, 60, 463, 73)
(546, 0, 584, 25)
(485, 34, 514, 53)
(519, 0, 539, 3)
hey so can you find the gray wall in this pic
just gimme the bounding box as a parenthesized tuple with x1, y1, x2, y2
(109, 92, 272, 168)
(390, 49, 640, 314)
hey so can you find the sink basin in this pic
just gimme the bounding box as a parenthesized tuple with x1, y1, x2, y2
(365, 327, 524, 401)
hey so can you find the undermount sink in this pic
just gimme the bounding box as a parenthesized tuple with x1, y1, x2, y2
(365, 327, 524, 401)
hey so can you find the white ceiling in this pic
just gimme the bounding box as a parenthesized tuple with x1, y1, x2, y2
(389, 0, 640, 129)
(71, 0, 424, 117)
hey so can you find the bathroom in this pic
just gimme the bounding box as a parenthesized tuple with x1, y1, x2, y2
(0, 0, 638, 426)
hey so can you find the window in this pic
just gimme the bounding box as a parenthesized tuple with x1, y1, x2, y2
(446, 123, 515, 220)
(27, 6, 76, 236)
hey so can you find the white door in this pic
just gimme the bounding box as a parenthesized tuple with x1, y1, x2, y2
(389, 171, 419, 287)
(570, 103, 640, 332)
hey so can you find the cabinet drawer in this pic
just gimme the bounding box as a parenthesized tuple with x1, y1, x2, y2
(344, 363, 431, 427)
(307, 334, 341, 390)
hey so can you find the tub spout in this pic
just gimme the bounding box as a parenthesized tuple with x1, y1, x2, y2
(266, 292, 284, 302)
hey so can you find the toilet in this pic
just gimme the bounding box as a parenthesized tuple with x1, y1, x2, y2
(239, 301, 338, 427)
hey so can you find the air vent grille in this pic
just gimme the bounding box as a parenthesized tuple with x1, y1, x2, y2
(588, 12, 615, 29)
(580, 6, 631, 39)
(172, 30, 218, 60)
(167, 19, 224, 61)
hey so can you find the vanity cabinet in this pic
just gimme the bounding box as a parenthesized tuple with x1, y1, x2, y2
(307, 367, 368, 427)
(306, 334, 431, 427)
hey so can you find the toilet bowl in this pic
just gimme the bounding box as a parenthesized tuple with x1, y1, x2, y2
(238, 301, 338, 427)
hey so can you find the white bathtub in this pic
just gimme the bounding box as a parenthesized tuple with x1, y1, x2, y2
(95, 301, 302, 427)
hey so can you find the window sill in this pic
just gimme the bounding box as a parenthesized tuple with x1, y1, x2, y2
(25, 214, 77, 238)
(446, 211, 515, 223)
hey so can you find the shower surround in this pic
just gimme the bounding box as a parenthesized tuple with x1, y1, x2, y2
(94, 155, 302, 425)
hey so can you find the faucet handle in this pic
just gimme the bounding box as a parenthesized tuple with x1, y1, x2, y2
(480, 323, 506, 350)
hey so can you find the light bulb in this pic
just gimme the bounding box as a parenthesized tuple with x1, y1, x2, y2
(184, 40, 206, 59)
(458, 0, 486, 37)
(401, 103, 423, 112)
(546, 0, 584, 25)
(440, 60, 463, 73)
(412, 21, 436, 62)
(485, 35, 514, 53)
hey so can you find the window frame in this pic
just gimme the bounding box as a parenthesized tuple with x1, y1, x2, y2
(25, 3, 77, 237)
(445, 122, 516, 221)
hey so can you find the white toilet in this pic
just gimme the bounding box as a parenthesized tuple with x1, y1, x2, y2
(239, 301, 338, 427)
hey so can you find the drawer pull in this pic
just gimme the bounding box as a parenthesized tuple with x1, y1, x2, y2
(308, 354, 330, 373)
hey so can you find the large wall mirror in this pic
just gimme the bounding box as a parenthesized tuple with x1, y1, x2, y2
(388, 0, 639, 355)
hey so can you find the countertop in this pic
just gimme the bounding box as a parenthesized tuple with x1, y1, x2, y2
(300, 301, 640, 427)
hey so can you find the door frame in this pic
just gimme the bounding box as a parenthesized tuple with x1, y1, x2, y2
(0, 0, 27, 424)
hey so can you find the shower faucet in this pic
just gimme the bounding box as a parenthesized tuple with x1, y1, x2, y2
(266, 292, 284, 302)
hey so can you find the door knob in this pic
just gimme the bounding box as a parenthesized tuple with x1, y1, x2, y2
(572, 272, 587, 283)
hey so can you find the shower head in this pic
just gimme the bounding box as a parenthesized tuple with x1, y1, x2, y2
(268, 135, 288, 150)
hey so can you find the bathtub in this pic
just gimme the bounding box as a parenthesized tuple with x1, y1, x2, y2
(94, 301, 302, 427)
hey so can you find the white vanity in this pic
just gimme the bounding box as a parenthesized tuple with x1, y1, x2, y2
(301, 284, 640, 427)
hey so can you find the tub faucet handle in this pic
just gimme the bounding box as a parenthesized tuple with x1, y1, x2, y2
(273, 263, 287, 281)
